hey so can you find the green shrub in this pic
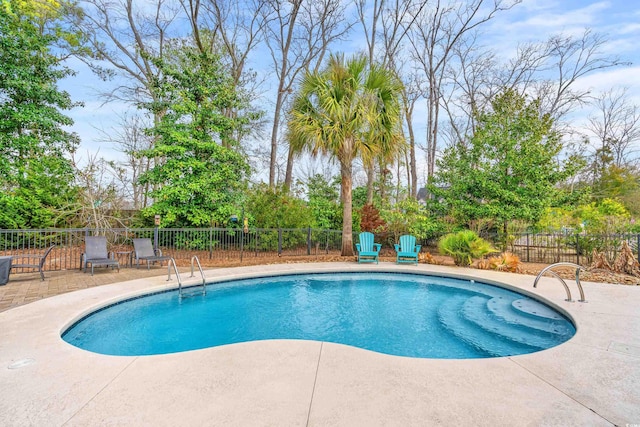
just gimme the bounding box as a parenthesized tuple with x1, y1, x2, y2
(438, 230, 496, 266)
(380, 198, 448, 241)
(246, 184, 315, 229)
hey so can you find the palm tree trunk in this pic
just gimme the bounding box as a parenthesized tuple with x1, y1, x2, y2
(340, 159, 354, 257)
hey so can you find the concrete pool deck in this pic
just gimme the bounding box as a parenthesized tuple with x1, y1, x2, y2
(0, 262, 638, 426)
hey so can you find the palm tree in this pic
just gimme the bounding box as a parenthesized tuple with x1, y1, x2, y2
(288, 53, 404, 256)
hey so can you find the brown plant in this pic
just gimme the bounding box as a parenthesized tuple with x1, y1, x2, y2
(359, 204, 385, 232)
(590, 249, 612, 270)
(487, 252, 521, 272)
(419, 252, 441, 265)
(477, 259, 491, 270)
(612, 241, 640, 277)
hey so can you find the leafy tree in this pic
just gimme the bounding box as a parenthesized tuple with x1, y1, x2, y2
(575, 198, 631, 234)
(431, 89, 577, 236)
(289, 53, 404, 256)
(380, 198, 447, 242)
(593, 164, 640, 215)
(0, 0, 80, 228)
(246, 185, 315, 229)
(138, 46, 251, 227)
(306, 174, 342, 230)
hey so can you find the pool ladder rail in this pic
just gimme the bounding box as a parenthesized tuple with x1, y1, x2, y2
(166, 256, 207, 299)
(533, 262, 587, 303)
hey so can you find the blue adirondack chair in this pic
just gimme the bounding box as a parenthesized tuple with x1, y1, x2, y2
(355, 232, 381, 264)
(394, 235, 421, 265)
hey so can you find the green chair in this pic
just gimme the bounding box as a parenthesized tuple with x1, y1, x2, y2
(394, 235, 421, 265)
(355, 232, 381, 264)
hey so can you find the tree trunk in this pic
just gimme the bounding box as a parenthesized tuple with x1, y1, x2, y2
(340, 159, 354, 257)
(408, 121, 417, 198)
(283, 143, 295, 192)
(268, 91, 284, 187)
(502, 220, 509, 252)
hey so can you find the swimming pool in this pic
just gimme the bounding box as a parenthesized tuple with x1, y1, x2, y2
(62, 272, 575, 359)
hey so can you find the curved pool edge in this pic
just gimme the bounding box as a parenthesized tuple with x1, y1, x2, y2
(61, 267, 578, 358)
(58, 263, 579, 341)
(1, 262, 639, 426)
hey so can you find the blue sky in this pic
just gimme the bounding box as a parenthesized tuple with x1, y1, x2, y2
(61, 0, 640, 174)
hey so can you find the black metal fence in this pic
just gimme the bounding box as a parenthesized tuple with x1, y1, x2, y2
(480, 232, 640, 265)
(0, 227, 345, 272)
(0, 227, 638, 273)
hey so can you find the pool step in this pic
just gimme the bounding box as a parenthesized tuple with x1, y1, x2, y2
(437, 296, 540, 357)
(486, 297, 574, 336)
(461, 297, 571, 349)
(511, 298, 565, 320)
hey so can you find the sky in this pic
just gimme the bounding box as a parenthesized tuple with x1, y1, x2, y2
(59, 0, 640, 181)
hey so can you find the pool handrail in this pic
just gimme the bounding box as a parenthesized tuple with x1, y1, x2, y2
(189, 255, 206, 296)
(533, 262, 587, 302)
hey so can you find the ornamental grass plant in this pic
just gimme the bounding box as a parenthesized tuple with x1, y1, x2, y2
(438, 230, 496, 266)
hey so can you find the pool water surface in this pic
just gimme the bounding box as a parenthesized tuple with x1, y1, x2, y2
(62, 272, 575, 358)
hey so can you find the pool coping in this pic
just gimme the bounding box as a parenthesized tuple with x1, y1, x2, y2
(1, 262, 639, 426)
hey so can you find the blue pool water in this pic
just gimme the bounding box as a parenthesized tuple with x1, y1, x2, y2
(62, 273, 576, 359)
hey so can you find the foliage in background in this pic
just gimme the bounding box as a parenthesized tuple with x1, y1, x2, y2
(306, 174, 342, 230)
(245, 185, 315, 229)
(536, 207, 577, 232)
(430, 89, 579, 235)
(438, 230, 496, 266)
(575, 198, 631, 234)
(380, 198, 448, 242)
(138, 45, 251, 227)
(0, 0, 81, 228)
(537, 198, 632, 234)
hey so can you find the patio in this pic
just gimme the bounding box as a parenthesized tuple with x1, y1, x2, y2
(0, 263, 638, 426)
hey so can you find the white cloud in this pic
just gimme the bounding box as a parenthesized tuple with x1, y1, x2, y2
(508, 1, 609, 30)
(573, 65, 640, 102)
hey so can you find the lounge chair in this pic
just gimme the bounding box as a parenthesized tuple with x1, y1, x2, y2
(355, 232, 381, 264)
(394, 235, 421, 265)
(133, 238, 171, 269)
(10, 245, 55, 281)
(83, 236, 120, 275)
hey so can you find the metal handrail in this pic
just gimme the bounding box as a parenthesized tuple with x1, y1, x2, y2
(190, 255, 206, 296)
(166, 257, 184, 296)
(533, 262, 587, 302)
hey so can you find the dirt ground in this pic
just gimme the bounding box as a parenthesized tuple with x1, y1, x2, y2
(187, 252, 640, 286)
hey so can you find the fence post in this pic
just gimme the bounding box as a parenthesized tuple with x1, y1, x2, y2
(307, 227, 311, 255)
(153, 226, 159, 252)
(278, 229, 282, 256)
(526, 233, 530, 263)
(575, 233, 580, 265)
(240, 229, 244, 263)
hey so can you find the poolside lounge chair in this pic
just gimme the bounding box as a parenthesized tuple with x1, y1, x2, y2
(10, 245, 56, 281)
(394, 235, 421, 265)
(83, 236, 120, 275)
(355, 232, 381, 264)
(133, 238, 171, 269)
